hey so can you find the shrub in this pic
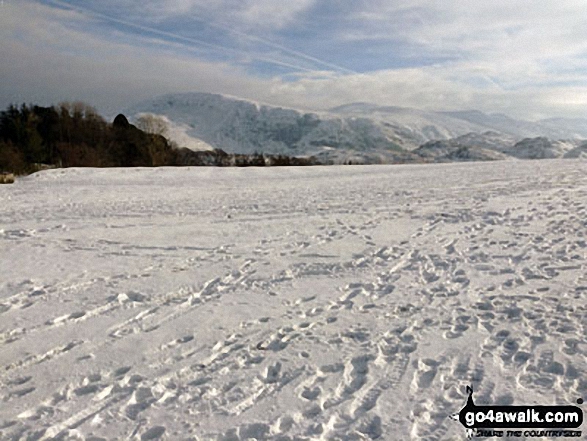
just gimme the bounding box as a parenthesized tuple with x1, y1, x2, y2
(0, 172, 15, 184)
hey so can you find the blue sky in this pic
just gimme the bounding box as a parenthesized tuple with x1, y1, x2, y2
(2, 0, 587, 119)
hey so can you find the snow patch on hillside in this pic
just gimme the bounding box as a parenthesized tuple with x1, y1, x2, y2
(132, 113, 215, 152)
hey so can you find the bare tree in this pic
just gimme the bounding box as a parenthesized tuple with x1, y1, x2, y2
(136, 113, 169, 137)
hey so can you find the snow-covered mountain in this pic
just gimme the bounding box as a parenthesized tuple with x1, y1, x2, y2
(414, 140, 510, 162)
(330, 104, 493, 147)
(127, 92, 587, 163)
(127, 93, 405, 162)
(500, 137, 579, 159)
(333, 105, 587, 143)
(413, 135, 583, 161)
(451, 131, 517, 151)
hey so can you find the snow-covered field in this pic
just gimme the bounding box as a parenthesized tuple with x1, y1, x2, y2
(1, 161, 586, 440)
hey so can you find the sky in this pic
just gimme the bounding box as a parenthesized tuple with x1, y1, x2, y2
(2, 0, 587, 120)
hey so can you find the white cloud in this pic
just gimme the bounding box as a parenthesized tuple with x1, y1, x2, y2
(345, 0, 587, 71)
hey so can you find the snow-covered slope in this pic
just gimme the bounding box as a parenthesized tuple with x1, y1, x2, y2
(331, 105, 587, 143)
(564, 141, 587, 158)
(132, 113, 215, 152)
(414, 132, 584, 162)
(414, 140, 511, 162)
(2, 161, 587, 440)
(452, 131, 518, 151)
(501, 137, 579, 159)
(330, 104, 493, 147)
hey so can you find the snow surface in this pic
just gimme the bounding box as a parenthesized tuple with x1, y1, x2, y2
(1, 161, 587, 440)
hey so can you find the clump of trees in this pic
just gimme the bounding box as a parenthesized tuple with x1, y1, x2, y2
(0, 102, 178, 174)
(0, 102, 320, 174)
(175, 148, 319, 167)
(135, 113, 169, 137)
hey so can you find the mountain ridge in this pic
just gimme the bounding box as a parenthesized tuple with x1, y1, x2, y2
(127, 92, 587, 164)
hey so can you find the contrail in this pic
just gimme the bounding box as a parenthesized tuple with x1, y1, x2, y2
(196, 17, 357, 75)
(41, 0, 354, 75)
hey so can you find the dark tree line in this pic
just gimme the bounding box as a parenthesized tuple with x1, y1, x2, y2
(0, 102, 178, 174)
(0, 102, 320, 174)
(175, 148, 319, 167)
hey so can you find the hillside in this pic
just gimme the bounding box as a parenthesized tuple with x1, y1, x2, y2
(414, 140, 510, 162)
(500, 137, 579, 159)
(328, 105, 587, 142)
(127, 94, 406, 164)
(564, 141, 587, 158)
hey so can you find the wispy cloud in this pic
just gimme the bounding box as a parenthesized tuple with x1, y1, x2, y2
(137, 0, 317, 31)
(42, 0, 352, 74)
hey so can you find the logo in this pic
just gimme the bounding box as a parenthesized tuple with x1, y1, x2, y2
(451, 386, 583, 438)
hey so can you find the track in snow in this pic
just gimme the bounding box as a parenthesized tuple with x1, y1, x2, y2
(1, 160, 586, 440)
